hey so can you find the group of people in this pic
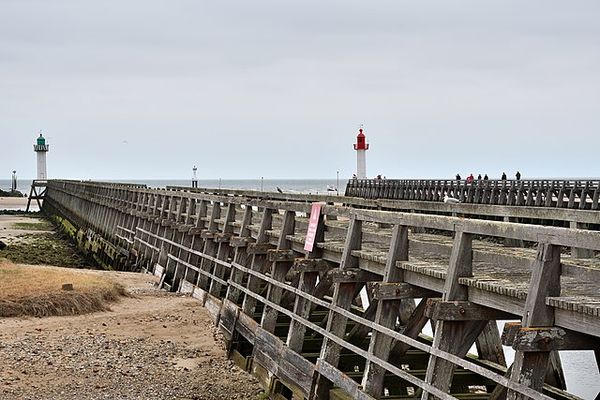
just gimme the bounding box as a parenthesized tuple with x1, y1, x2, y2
(456, 171, 521, 183)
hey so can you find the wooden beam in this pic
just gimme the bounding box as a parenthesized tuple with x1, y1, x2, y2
(247, 242, 273, 255)
(267, 249, 296, 262)
(330, 268, 382, 283)
(502, 324, 600, 352)
(372, 282, 436, 301)
(425, 299, 515, 321)
(291, 258, 333, 273)
(508, 243, 565, 399)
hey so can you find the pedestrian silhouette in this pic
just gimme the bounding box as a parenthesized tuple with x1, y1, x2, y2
(501, 172, 507, 180)
(455, 173, 461, 180)
(515, 171, 521, 180)
(477, 174, 482, 180)
(483, 174, 489, 180)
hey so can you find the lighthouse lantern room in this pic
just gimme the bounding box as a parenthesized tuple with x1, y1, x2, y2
(33, 132, 49, 180)
(353, 127, 369, 179)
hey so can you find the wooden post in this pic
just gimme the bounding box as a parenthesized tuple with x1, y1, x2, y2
(241, 208, 273, 316)
(208, 202, 236, 296)
(422, 230, 488, 399)
(260, 210, 296, 333)
(569, 221, 594, 258)
(362, 224, 409, 398)
(225, 206, 253, 305)
(286, 205, 326, 352)
(507, 243, 563, 400)
(311, 215, 363, 400)
(197, 201, 220, 290)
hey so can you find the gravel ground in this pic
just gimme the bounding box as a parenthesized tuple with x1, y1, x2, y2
(0, 272, 264, 400)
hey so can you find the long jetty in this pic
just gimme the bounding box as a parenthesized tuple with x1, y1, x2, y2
(40, 179, 600, 400)
(345, 179, 600, 210)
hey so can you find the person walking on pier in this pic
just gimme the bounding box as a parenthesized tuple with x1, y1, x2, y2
(515, 171, 521, 180)
(466, 174, 474, 184)
(455, 173, 461, 180)
(501, 172, 507, 180)
(483, 174, 489, 180)
(477, 174, 482, 180)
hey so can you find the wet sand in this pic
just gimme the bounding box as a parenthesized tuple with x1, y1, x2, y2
(0, 197, 36, 211)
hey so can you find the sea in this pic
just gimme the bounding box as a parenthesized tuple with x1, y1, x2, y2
(1, 178, 598, 398)
(0, 179, 341, 212)
(0, 178, 341, 197)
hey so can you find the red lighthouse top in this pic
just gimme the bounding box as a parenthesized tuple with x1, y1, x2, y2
(353, 128, 369, 150)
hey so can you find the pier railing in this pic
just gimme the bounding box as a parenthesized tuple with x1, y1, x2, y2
(345, 179, 600, 210)
(42, 180, 600, 400)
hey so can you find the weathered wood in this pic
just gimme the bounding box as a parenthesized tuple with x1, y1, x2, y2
(372, 282, 436, 300)
(363, 224, 410, 398)
(247, 242, 273, 255)
(330, 268, 381, 283)
(291, 258, 332, 273)
(475, 320, 507, 367)
(261, 210, 296, 333)
(311, 281, 360, 400)
(502, 324, 600, 352)
(44, 181, 600, 400)
(339, 215, 362, 270)
(508, 243, 565, 399)
(422, 230, 489, 399)
(425, 299, 515, 321)
(267, 249, 296, 262)
(242, 208, 273, 316)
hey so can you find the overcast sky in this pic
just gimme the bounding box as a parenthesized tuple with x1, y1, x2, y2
(1, 1, 599, 180)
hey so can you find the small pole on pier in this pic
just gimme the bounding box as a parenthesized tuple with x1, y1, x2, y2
(336, 170, 339, 196)
(191, 165, 198, 188)
(218, 178, 222, 190)
(11, 170, 17, 192)
(260, 176, 264, 192)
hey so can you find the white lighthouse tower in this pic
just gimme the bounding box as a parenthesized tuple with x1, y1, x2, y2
(353, 127, 369, 179)
(33, 132, 49, 180)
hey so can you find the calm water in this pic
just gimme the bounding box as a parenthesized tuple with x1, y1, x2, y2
(1, 178, 598, 398)
(0, 178, 341, 197)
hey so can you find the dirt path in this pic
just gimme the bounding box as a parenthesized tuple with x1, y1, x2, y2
(0, 271, 263, 400)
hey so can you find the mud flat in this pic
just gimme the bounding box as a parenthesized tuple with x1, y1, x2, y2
(0, 197, 30, 211)
(0, 268, 263, 399)
(0, 215, 263, 399)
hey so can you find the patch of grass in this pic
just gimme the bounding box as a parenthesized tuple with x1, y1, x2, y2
(0, 260, 128, 317)
(11, 221, 54, 231)
(0, 232, 88, 268)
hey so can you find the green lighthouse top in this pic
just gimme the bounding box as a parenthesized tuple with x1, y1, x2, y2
(34, 132, 49, 152)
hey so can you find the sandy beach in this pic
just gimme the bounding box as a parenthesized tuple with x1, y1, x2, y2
(0, 196, 35, 211)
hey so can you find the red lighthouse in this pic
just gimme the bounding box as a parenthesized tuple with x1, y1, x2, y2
(353, 128, 369, 179)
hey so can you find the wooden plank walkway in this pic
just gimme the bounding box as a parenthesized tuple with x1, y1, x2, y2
(42, 180, 600, 400)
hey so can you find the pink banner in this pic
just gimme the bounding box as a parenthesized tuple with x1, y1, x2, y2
(304, 202, 324, 252)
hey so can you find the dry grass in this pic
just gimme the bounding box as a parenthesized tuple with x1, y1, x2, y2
(0, 260, 128, 318)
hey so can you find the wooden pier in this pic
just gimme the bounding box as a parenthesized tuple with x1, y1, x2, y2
(41, 180, 600, 400)
(345, 179, 600, 210)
